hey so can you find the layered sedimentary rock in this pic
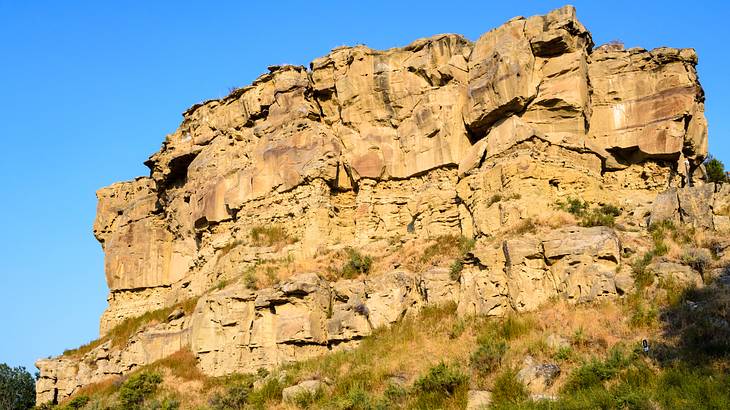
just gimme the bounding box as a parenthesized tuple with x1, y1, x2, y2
(37, 225, 630, 402)
(37, 5, 711, 404)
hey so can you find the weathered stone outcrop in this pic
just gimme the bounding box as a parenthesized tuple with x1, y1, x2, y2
(38, 225, 627, 402)
(650, 183, 730, 230)
(37, 5, 711, 404)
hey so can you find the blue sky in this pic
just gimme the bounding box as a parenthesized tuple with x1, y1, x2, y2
(0, 1, 728, 373)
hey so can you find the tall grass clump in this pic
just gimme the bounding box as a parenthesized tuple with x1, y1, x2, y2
(63, 297, 198, 357)
(250, 225, 297, 248)
(556, 197, 622, 227)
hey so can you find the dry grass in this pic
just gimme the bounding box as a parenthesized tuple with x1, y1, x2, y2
(148, 349, 207, 382)
(59, 377, 117, 405)
(250, 225, 298, 250)
(283, 303, 474, 408)
(61, 281, 726, 409)
(63, 297, 199, 357)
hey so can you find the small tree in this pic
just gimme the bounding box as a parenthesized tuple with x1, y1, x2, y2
(705, 156, 728, 183)
(0, 364, 35, 410)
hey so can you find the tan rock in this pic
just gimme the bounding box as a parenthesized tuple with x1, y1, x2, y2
(588, 47, 706, 165)
(37, 5, 712, 403)
(677, 184, 715, 229)
(648, 261, 703, 288)
(282, 380, 324, 402)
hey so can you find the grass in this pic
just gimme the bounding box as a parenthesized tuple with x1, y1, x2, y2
(54, 271, 730, 410)
(491, 368, 529, 407)
(63, 297, 198, 357)
(418, 235, 475, 269)
(630, 221, 684, 290)
(470, 337, 507, 374)
(147, 349, 207, 382)
(249, 224, 297, 248)
(555, 197, 622, 227)
(680, 247, 711, 276)
(509, 218, 538, 235)
(340, 248, 373, 278)
(486, 192, 522, 208)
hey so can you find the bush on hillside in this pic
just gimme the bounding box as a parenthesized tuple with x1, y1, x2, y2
(341, 248, 373, 278)
(118, 371, 162, 409)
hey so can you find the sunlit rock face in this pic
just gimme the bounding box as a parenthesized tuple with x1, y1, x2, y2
(36, 5, 710, 405)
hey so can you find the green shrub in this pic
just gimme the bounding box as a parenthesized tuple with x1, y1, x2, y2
(449, 260, 464, 281)
(556, 197, 589, 216)
(556, 198, 621, 227)
(628, 298, 658, 329)
(649, 222, 673, 256)
(383, 383, 407, 403)
(209, 384, 250, 410)
(118, 371, 163, 409)
(578, 203, 622, 227)
(491, 369, 529, 406)
(449, 319, 466, 339)
(631, 252, 655, 289)
(292, 388, 323, 409)
(656, 365, 730, 409)
(705, 156, 728, 183)
(681, 247, 711, 275)
(331, 386, 374, 410)
(247, 377, 284, 407)
(341, 248, 373, 278)
(243, 270, 258, 290)
(146, 397, 180, 410)
(554, 346, 574, 362)
(420, 235, 475, 266)
(470, 338, 507, 374)
(562, 348, 629, 393)
(486, 193, 521, 207)
(414, 362, 468, 396)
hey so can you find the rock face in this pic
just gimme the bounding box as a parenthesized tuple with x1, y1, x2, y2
(650, 183, 729, 229)
(37, 6, 711, 405)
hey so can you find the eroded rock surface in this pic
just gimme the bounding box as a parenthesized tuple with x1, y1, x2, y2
(37, 5, 711, 405)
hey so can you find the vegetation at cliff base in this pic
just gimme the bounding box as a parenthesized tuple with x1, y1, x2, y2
(62, 297, 198, 358)
(45, 271, 730, 409)
(0, 364, 35, 410)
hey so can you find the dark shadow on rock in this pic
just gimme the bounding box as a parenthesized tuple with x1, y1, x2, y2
(652, 268, 730, 369)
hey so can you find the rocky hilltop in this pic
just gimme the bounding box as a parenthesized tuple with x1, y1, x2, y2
(37, 6, 723, 405)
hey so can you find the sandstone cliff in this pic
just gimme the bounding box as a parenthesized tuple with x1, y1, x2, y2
(36, 6, 714, 405)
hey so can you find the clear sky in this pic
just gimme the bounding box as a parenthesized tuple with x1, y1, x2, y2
(0, 1, 728, 373)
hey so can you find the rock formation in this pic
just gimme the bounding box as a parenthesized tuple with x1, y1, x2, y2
(36, 6, 712, 404)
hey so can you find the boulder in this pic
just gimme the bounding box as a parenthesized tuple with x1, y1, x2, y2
(648, 261, 703, 288)
(282, 380, 325, 402)
(678, 184, 715, 229)
(517, 357, 561, 394)
(650, 189, 680, 225)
